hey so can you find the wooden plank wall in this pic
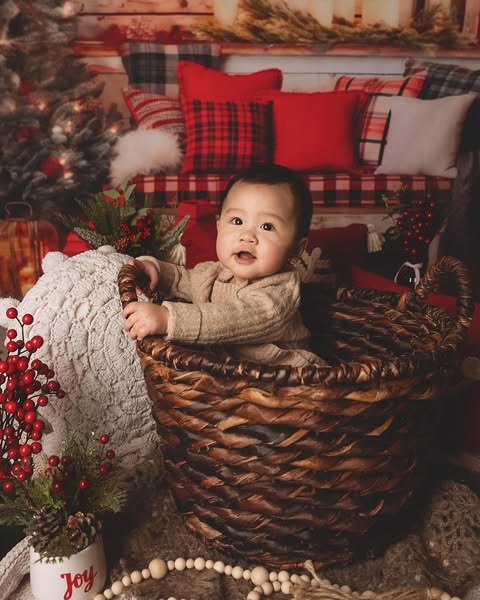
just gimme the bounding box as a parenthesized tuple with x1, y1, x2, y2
(74, 0, 480, 121)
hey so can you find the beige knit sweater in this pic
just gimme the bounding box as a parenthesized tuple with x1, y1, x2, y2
(141, 258, 325, 368)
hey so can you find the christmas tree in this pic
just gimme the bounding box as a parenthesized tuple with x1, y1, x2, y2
(0, 0, 122, 219)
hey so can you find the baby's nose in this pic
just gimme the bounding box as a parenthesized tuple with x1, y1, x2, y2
(240, 228, 257, 243)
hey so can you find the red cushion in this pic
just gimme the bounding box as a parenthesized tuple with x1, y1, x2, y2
(335, 75, 425, 166)
(180, 99, 272, 174)
(255, 90, 364, 173)
(122, 87, 185, 141)
(177, 200, 218, 268)
(307, 224, 367, 285)
(177, 61, 283, 104)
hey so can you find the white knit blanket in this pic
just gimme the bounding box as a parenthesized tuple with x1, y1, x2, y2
(0, 247, 162, 599)
(0, 246, 158, 463)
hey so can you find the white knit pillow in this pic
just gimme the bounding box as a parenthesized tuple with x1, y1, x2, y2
(0, 247, 158, 468)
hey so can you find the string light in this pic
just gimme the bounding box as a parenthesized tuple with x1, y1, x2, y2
(109, 125, 119, 134)
(73, 101, 82, 112)
(38, 101, 46, 111)
(62, 2, 75, 17)
(64, 170, 73, 179)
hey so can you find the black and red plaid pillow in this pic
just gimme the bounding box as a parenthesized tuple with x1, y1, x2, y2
(180, 100, 272, 174)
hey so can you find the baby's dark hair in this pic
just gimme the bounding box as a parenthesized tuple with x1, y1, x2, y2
(220, 164, 313, 239)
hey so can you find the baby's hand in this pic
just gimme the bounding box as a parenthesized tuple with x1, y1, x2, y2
(122, 302, 169, 340)
(127, 257, 160, 291)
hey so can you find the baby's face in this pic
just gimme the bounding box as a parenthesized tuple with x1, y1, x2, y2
(216, 181, 302, 285)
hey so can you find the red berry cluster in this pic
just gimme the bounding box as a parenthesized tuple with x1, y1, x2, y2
(42, 434, 116, 506)
(388, 191, 442, 262)
(118, 210, 154, 245)
(0, 308, 65, 494)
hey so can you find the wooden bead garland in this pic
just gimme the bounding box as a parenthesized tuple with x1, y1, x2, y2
(92, 557, 462, 600)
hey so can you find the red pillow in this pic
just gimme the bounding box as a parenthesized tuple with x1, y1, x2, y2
(177, 61, 283, 104)
(181, 99, 272, 174)
(255, 90, 364, 172)
(122, 87, 185, 142)
(308, 224, 368, 284)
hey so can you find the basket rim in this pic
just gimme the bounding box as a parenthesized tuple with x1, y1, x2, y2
(119, 256, 473, 388)
(137, 286, 463, 387)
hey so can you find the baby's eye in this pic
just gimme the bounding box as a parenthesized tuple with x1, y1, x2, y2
(260, 222, 274, 231)
(230, 217, 242, 225)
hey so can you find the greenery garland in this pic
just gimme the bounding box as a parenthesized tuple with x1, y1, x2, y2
(192, 0, 476, 50)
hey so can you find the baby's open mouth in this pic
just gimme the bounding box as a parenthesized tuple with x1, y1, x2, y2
(235, 251, 256, 261)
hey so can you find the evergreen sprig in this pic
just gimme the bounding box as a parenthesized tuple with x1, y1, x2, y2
(1, 430, 126, 559)
(57, 178, 189, 260)
(192, 1, 475, 49)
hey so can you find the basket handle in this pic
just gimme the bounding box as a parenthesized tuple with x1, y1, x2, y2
(117, 262, 164, 309)
(397, 256, 474, 339)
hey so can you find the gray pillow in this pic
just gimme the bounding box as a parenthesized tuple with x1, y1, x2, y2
(375, 94, 476, 178)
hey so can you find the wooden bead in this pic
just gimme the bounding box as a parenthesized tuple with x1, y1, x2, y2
(269, 571, 278, 582)
(231, 566, 244, 579)
(141, 568, 151, 579)
(290, 574, 301, 584)
(130, 571, 142, 584)
(246, 592, 261, 600)
(261, 581, 274, 596)
(224, 565, 233, 576)
(243, 569, 251, 581)
(174, 558, 186, 571)
(341, 585, 352, 593)
(206, 560, 214, 569)
(186, 558, 194, 569)
(213, 561, 225, 573)
(94, 595, 105, 600)
(440, 594, 451, 600)
(168, 560, 175, 570)
(273, 581, 281, 592)
(122, 575, 132, 587)
(149, 558, 168, 579)
(194, 557, 206, 570)
(111, 581, 124, 595)
(103, 590, 114, 600)
(251, 566, 269, 586)
(430, 588, 443, 599)
(301, 575, 311, 583)
(281, 580, 291, 594)
(278, 570, 290, 582)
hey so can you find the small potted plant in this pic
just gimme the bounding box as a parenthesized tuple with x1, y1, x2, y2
(0, 308, 125, 600)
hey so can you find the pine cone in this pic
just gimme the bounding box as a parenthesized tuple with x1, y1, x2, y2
(27, 506, 64, 554)
(66, 512, 102, 551)
(113, 235, 131, 253)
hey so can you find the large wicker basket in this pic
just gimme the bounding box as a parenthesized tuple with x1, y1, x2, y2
(118, 256, 473, 569)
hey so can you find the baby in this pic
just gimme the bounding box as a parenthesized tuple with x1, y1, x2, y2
(122, 163, 324, 367)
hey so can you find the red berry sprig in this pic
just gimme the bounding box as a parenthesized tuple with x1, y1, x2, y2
(395, 194, 437, 261)
(1, 308, 66, 495)
(40, 433, 116, 511)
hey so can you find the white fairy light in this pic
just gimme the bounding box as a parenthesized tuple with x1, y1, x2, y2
(62, 2, 75, 17)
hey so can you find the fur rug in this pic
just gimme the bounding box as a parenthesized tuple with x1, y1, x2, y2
(104, 457, 480, 600)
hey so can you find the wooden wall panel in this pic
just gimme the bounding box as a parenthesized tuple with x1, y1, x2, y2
(76, 14, 203, 40)
(73, 0, 212, 14)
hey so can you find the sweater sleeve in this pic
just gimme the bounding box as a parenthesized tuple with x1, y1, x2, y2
(163, 272, 301, 345)
(136, 255, 193, 300)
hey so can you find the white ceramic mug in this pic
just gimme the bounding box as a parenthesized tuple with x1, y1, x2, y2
(29, 536, 106, 600)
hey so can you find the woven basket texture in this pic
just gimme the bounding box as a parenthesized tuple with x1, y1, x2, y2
(118, 256, 473, 570)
